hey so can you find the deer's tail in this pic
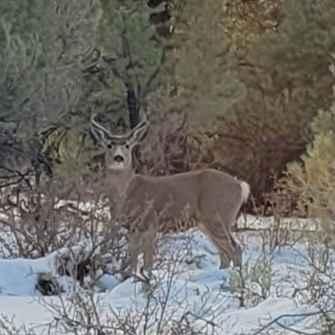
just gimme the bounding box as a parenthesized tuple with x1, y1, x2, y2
(240, 181, 250, 203)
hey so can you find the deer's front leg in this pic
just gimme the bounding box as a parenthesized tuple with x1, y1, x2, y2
(141, 208, 159, 272)
(127, 207, 159, 275)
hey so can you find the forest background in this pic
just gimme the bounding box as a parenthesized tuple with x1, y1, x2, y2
(0, 0, 335, 220)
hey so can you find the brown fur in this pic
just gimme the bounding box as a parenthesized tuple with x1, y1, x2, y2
(117, 169, 249, 269)
(90, 115, 250, 270)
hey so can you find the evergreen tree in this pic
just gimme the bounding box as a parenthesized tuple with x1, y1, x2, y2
(94, 0, 165, 129)
(0, 0, 100, 181)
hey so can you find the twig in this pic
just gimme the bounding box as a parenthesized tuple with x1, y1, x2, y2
(253, 310, 330, 335)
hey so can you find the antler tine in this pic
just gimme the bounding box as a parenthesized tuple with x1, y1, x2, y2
(132, 109, 148, 132)
(90, 113, 113, 137)
(91, 113, 132, 141)
(90, 113, 107, 144)
(128, 109, 149, 145)
(90, 110, 148, 143)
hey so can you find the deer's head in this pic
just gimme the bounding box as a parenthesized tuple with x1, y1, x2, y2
(90, 112, 149, 172)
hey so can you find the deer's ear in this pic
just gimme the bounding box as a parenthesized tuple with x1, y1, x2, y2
(133, 124, 149, 142)
(128, 122, 149, 148)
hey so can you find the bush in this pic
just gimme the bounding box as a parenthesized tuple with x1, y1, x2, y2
(284, 61, 335, 235)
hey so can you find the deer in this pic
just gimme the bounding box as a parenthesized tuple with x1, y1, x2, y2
(90, 111, 250, 272)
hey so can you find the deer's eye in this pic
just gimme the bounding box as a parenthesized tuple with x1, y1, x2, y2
(107, 143, 112, 149)
(125, 144, 130, 149)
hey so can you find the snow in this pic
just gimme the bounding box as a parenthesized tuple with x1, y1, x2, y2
(0, 255, 57, 296)
(0, 216, 330, 334)
(0, 296, 52, 326)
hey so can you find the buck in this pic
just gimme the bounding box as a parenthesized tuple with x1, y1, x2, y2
(90, 112, 250, 270)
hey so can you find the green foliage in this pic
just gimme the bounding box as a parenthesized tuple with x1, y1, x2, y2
(0, 22, 41, 125)
(96, 0, 164, 125)
(0, 0, 167, 178)
(246, 0, 335, 92)
(166, 0, 245, 124)
(0, 1, 102, 181)
(0, 0, 42, 43)
(1, 0, 334, 194)
(0, 0, 100, 129)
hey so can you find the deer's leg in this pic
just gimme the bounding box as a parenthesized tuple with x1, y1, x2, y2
(215, 212, 243, 268)
(127, 229, 155, 277)
(128, 229, 142, 272)
(215, 228, 242, 268)
(132, 208, 158, 275)
(211, 230, 238, 269)
(218, 250, 231, 269)
(142, 227, 156, 271)
(143, 209, 159, 271)
(200, 213, 241, 268)
(125, 204, 158, 276)
(229, 234, 242, 267)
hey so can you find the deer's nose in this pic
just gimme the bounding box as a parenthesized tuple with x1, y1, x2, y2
(114, 155, 124, 163)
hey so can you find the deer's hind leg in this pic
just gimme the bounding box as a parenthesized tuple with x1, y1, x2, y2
(199, 212, 242, 268)
(210, 226, 241, 268)
(227, 233, 242, 267)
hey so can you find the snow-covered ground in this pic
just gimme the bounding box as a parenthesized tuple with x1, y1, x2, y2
(0, 216, 331, 334)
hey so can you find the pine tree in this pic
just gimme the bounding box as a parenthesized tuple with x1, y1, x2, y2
(95, 0, 165, 129)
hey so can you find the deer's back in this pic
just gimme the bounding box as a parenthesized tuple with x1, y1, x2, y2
(122, 169, 243, 232)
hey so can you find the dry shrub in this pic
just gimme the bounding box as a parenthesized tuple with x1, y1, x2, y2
(283, 133, 335, 240)
(0, 165, 190, 287)
(187, 84, 310, 209)
(222, 0, 282, 50)
(0, 177, 87, 258)
(0, 172, 133, 286)
(281, 62, 335, 237)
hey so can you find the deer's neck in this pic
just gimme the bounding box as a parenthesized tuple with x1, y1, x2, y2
(107, 168, 134, 200)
